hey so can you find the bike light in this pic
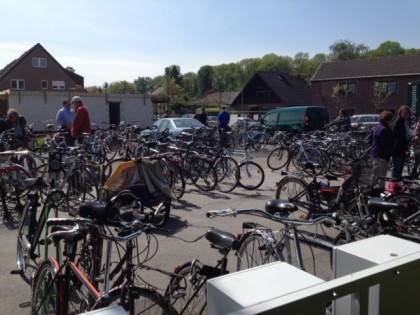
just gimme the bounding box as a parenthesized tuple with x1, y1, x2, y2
(48, 152, 62, 173)
(50, 189, 65, 202)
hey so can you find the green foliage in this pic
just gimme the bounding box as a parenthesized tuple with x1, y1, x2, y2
(372, 81, 392, 112)
(197, 65, 213, 96)
(258, 53, 292, 72)
(329, 40, 369, 61)
(133, 76, 152, 93)
(107, 81, 136, 94)
(182, 72, 199, 98)
(86, 86, 103, 94)
(368, 41, 405, 57)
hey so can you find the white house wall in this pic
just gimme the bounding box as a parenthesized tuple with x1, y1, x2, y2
(5, 91, 154, 131)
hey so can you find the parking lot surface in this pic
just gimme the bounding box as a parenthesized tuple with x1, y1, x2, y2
(0, 148, 337, 313)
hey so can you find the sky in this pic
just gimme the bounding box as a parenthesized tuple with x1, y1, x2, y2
(1, 0, 420, 87)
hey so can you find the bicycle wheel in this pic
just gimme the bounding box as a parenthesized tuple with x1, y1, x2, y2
(161, 159, 185, 200)
(66, 170, 99, 208)
(166, 261, 207, 315)
(108, 285, 177, 315)
(214, 157, 239, 193)
(387, 192, 420, 222)
(275, 176, 312, 220)
(191, 158, 217, 191)
(267, 147, 289, 170)
(238, 161, 265, 190)
(31, 260, 62, 315)
(236, 232, 284, 271)
(292, 147, 325, 175)
(251, 133, 267, 151)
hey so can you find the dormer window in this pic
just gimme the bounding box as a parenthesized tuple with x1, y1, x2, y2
(32, 57, 47, 68)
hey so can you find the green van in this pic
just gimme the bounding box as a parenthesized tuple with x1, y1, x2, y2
(259, 106, 329, 132)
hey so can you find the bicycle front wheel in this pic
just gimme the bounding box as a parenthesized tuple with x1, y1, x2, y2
(166, 261, 207, 315)
(191, 158, 217, 191)
(267, 147, 289, 170)
(238, 161, 265, 190)
(31, 260, 62, 315)
(275, 176, 312, 220)
(108, 285, 177, 315)
(236, 232, 284, 271)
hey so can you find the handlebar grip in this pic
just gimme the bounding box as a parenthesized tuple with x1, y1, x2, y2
(206, 209, 234, 218)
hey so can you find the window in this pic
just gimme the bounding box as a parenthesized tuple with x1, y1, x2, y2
(41, 80, 48, 89)
(52, 80, 65, 90)
(32, 57, 47, 68)
(379, 81, 396, 94)
(10, 79, 25, 90)
(339, 83, 356, 95)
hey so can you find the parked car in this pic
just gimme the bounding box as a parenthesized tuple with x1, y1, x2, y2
(207, 115, 218, 127)
(231, 117, 257, 129)
(141, 117, 208, 140)
(181, 114, 195, 118)
(350, 114, 379, 129)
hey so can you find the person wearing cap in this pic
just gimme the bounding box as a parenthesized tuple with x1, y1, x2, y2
(56, 99, 75, 145)
(71, 96, 91, 143)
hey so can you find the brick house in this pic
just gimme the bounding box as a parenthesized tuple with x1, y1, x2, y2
(311, 54, 420, 118)
(0, 43, 84, 92)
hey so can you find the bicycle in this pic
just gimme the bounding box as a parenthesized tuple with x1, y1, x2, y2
(165, 227, 239, 315)
(206, 200, 367, 273)
(31, 214, 177, 314)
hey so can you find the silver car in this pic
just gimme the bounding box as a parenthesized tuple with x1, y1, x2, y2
(141, 117, 208, 140)
(350, 114, 379, 129)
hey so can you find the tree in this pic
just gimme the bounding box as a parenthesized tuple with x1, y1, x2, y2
(197, 65, 213, 96)
(331, 83, 351, 113)
(133, 76, 152, 93)
(372, 81, 392, 112)
(368, 41, 405, 57)
(329, 40, 369, 60)
(290, 52, 310, 77)
(258, 53, 292, 72)
(85, 86, 102, 94)
(165, 65, 182, 85)
(182, 72, 199, 98)
(107, 81, 136, 94)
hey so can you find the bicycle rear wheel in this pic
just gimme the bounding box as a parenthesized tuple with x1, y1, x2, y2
(238, 161, 265, 190)
(267, 147, 289, 170)
(191, 158, 217, 191)
(214, 157, 239, 193)
(236, 232, 284, 271)
(166, 261, 207, 315)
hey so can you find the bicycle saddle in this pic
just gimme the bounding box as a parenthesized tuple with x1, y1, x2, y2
(265, 199, 298, 215)
(78, 201, 121, 226)
(206, 228, 238, 250)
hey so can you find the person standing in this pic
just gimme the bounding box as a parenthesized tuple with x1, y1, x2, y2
(370, 110, 394, 188)
(411, 116, 420, 178)
(56, 99, 75, 146)
(391, 105, 411, 179)
(71, 96, 91, 144)
(194, 107, 208, 126)
(217, 106, 230, 147)
(335, 108, 351, 139)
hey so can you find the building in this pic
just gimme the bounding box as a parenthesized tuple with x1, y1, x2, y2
(311, 54, 420, 117)
(230, 71, 312, 111)
(0, 43, 154, 126)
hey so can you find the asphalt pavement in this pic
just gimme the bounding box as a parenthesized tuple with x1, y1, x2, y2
(0, 147, 340, 314)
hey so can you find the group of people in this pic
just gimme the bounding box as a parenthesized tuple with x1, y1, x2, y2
(0, 95, 91, 151)
(370, 105, 417, 187)
(55, 96, 91, 146)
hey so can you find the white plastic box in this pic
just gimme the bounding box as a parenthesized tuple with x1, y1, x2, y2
(206, 261, 324, 315)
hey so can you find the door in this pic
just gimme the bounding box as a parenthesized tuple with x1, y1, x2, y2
(108, 102, 121, 126)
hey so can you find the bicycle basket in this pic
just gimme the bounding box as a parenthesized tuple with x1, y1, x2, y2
(351, 158, 373, 187)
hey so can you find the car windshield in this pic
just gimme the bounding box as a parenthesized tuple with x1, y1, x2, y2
(350, 116, 359, 123)
(173, 119, 203, 128)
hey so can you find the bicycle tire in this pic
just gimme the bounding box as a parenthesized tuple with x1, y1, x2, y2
(66, 169, 99, 209)
(112, 192, 171, 227)
(31, 259, 62, 315)
(108, 285, 177, 315)
(214, 157, 239, 193)
(166, 261, 207, 315)
(236, 232, 284, 271)
(275, 176, 313, 220)
(161, 159, 185, 201)
(251, 133, 268, 151)
(267, 147, 289, 170)
(238, 161, 265, 190)
(386, 192, 420, 222)
(191, 158, 217, 191)
(102, 157, 128, 185)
